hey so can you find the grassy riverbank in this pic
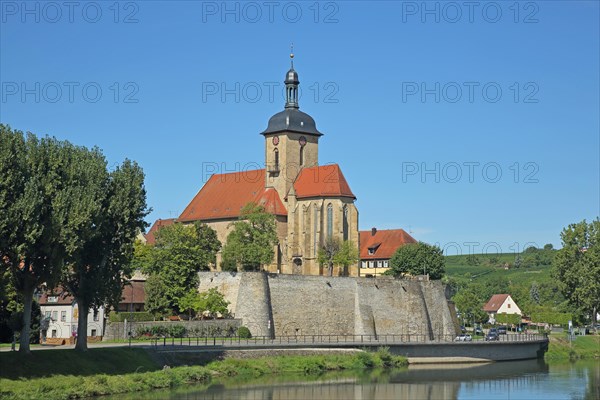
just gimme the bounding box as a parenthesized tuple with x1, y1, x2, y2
(545, 334, 600, 361)
(0, 347, 407, 399)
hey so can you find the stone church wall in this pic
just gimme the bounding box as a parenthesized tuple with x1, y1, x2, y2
(198, 272, 458, 338)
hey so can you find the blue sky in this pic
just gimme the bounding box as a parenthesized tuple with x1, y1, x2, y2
(1, 1, 598, 255)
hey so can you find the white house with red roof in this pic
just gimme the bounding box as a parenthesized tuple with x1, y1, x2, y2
(358, 228, 417, 276)
(483, 294, 522, 324)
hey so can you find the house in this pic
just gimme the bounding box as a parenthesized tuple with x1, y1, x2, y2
(39, 290, 105, 344)
(117, 280, 146, 312)
(358, 228, 417, 276)
(483, 294, 522, 324)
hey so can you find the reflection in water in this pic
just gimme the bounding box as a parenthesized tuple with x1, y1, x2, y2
(106, 360, 599, 400)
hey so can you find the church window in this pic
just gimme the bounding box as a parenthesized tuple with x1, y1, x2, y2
(274, 148, 279, 168)
(300, 146, 304, 166)
(313, 206, 318, 256)
(326, 204, 333, 239)
(342, 205, 349, 241)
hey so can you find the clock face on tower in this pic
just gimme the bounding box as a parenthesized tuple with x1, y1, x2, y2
(299, 136, 307, 146)
(272, 136, 279, 145)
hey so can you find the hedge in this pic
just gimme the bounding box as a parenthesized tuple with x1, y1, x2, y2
(108, 312, 154, 323)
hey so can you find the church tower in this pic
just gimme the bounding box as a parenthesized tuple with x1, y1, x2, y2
(261, 51, 323, 198)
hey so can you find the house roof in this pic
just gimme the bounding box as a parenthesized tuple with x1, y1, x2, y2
(178, 169, 287, 222)
(483, 294, 511, 312)
(145, 218, 176, 245)
(39, 289, 74, 305)
(293, 164, 355, 199)
(359, 229, 417, 260)
(120, 281, 146, 305)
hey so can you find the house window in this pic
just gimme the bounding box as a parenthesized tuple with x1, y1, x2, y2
(45, 311, 51, 319)
(60, 311, 66, 322)
(368, 261, 374, 269)
(52, 311, 58, 321)
(383, 260, 389, 268)
(93, 309, 99, 321)
(326, 204, 333, 239)
(51, 329, 57, 338)
(361, 261, 366, 268)
(91, 329, 97, 337)
(368, 248, 374, 255)
(507, 304, 511, 309)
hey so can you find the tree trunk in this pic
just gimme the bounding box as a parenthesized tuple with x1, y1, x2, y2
(19, 280, 34, 354)
(75, 298, 88, 351)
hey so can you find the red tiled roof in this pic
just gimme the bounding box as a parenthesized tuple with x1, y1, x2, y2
(293, 164, 355, 199)
(120, 281, 146, 305)
(145, 218, 176, 245)
(483, 294, 511, 312)
(39, 289, 74, 305)
(178, 169, 287, 222)
(359, 229, 417, 260)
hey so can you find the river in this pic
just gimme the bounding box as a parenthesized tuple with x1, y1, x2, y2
(108, 360, 599, 399)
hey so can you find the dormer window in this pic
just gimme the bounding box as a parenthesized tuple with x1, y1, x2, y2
(48, 296, 58, 303)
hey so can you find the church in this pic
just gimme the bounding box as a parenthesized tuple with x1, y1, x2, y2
(147, 54, 415, 277)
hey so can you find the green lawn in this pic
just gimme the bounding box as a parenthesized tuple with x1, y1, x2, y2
(546, 334, 600, 360)
(0, 348, 160, 380)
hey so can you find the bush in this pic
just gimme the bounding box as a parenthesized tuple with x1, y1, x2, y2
(134, 325, 186, 338)
(237, 326, 252, 339)
(109, 312, 154, 322)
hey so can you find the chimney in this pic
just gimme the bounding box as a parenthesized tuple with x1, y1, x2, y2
(371, 227, 377, 236)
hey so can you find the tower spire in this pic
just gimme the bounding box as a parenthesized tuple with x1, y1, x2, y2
(284, 45, 299, 109)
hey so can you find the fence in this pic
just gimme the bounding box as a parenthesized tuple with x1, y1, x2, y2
(151, 333, 548, 348)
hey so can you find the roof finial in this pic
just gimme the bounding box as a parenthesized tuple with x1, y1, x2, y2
(290, 43, 294, 68)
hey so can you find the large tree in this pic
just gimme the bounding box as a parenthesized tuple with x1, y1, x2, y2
(385, 242, 446, 280)
(61, 159, 148, 351)
(317, 238, 359, 276)
(140, 222, 221, 315)
(221, 203, 278, 271)
(553, 219, 600, 323)
(0, 127, 71, 353)
(452, 287, 488, 325)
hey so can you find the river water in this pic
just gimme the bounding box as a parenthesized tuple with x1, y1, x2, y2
(109, 360, 599, 399)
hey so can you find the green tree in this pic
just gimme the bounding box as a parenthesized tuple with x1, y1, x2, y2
(385, 242, 446, 280)
(141, 222, 221, 314)
(221, 203, 277, 271)
(452, 288, 488, 325)
(553, 219, 600, 322)
(144, 274, 171, 318)
(317, 238, 358, 276)
(530, 282, 541, 305)
(0, 127, 71, 353)
(61, 159, 149, 351)
(178, 290, 201, 320)
(197, 288, 230, 318)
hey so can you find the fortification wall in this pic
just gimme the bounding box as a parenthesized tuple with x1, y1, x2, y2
(197, 272, 458, 338)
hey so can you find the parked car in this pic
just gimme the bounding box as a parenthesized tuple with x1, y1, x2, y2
(498, 326, 507, 335)
(454, 334, 473, 342)
(474, 327, 483, 336)
(486, 328, 499, 341)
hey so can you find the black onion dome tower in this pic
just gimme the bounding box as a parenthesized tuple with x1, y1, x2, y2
(261, 50, 323, 137)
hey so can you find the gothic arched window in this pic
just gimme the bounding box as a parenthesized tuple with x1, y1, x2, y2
(343, 205, 349, 241)
(327, 203, 333, 239)
(274, 148, 279, 169)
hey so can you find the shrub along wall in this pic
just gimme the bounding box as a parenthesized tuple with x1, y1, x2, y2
(103, 319, 242, 341)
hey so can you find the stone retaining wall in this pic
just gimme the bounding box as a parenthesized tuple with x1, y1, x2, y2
(103, 319, 241, 341)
